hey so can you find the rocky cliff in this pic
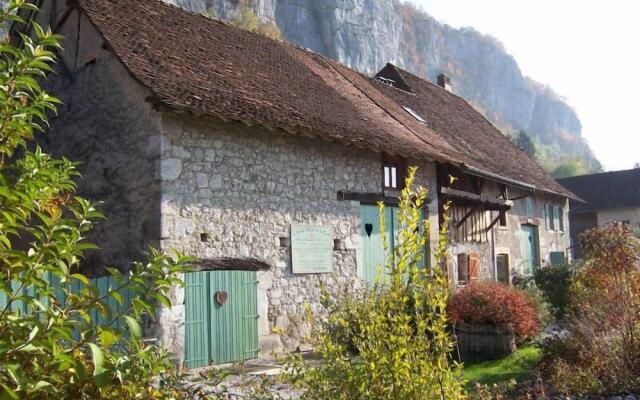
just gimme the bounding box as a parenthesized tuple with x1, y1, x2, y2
(166, 0, 600, 172)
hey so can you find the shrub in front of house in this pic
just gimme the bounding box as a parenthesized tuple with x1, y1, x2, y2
(282, 168, 466, 400)
(541, 223, 640, 396)
(448, 282, 540, 359)
(533, 263, 575, 319)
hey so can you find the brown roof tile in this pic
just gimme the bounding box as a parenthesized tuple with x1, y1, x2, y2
(75, 0, 571, 198)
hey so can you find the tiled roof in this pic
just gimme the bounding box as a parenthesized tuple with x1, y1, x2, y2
(558, 169, 640, 212)
(372, 64, 573, 197)
(75, 0, 572, 198)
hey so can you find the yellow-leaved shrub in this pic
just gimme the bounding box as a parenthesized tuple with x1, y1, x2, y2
(283, 167, 465, 400)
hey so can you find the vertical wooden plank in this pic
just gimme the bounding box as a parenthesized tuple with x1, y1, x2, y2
(243, 271, 259, 360)
(469, 253, 480, 281)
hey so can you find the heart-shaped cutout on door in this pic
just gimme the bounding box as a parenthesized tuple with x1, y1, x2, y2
(365, 223, 373, 237)
(215, 290, 228, 305)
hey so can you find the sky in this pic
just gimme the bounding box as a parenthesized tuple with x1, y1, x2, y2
(407, 0, 640, 171)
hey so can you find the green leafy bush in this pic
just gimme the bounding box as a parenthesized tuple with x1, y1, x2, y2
(448, 282, 540, 343)
(533, 264, 574, 319)
(542, 223, 640, 395)
(283, 168, 465, 400)
(0, 3, 190, 398)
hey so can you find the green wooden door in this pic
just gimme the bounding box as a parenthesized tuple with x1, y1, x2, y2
(185, 270, 258, 368)
(521, 224, 539, 276)
(209, 270, 258, 364)
(360, 205, 394, 285)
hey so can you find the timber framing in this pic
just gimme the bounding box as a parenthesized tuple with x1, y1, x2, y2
(191, 258, 271, 272)
(440, 187, 513, 211)
(336, 190, 433, 206)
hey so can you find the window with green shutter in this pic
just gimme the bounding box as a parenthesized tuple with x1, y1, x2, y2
(545, 204, 555, 231)
(523, 197, 534, 218)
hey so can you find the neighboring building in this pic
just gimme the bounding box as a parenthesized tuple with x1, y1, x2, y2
(558, 168, 640, 258)
(21, 0, 573, 367)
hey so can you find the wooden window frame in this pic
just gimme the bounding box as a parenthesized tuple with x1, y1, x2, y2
(523, 197, 534, 218)
(457, 252, 480, 284)
(381, 156, 407, 191)
(496, 253, 510, 284)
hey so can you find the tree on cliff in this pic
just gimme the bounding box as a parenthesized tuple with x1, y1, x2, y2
(552, 159, 589, 178)
(514, 130, 536, 158)
(231, 6, 282, 40)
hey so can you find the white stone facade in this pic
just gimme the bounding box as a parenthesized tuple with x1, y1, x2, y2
(154, 114, 439, 358)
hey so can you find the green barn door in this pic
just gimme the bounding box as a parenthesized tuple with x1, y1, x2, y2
(209, 270, 258, 364)
(185, 270, 258, 368)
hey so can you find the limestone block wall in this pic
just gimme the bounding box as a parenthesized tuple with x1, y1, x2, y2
(154, 114, 439, 359)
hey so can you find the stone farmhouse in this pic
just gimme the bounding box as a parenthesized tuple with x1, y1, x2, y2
(23, 0, 573, 367)
(559, 168, 640, 258)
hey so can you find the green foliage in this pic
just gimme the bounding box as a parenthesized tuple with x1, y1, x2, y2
(533, 264, 574, 319)
(551, 158, 589, 178)
(230, 7, 282, 40)
(513, 130, 536, 158)
(512, 277, 553, 330)
(282, 168, 465, 399)
(0, 2, 191, 398)
(463, 345, 540, 388)
(542, 223, 640, 395)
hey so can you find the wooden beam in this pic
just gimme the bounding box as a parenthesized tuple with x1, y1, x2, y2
(441, 187, 512, 211)
(456, 208, 476, 228)
(337, 191, 433, 206)
(486, 214, 502, 231)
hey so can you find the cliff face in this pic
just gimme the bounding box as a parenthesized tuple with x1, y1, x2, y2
(166, 0, 601, 171)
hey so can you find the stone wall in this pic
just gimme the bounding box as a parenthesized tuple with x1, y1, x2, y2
(38, 6, 162, 274)
(155, 114, 439, 359)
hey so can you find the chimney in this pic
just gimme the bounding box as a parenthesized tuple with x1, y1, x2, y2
(437, 73, 452, 92)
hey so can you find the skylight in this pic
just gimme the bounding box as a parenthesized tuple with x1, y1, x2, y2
(402, 106, 427, 124)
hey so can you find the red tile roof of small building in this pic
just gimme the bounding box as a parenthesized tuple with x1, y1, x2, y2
(75, 0, 573, 198)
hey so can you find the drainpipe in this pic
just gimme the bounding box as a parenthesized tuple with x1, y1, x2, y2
(491, 223, 497, 281)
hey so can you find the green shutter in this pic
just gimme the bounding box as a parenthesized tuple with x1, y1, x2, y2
(360, 205, 427, 283)
(185, 271, 210, 368)
(360, 205, 391, 285)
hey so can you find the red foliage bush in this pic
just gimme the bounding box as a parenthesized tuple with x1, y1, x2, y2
(448, 282, 540, 341)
